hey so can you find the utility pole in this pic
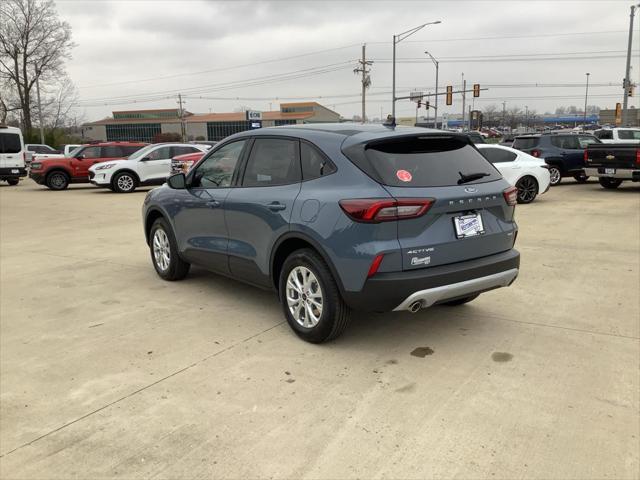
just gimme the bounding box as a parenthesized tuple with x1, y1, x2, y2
(35, 69, 45, 144)
(354, 44, 373, 123)
(502, 101, 507, 128)
(426, 93, 430, 126)
(177, 94, 186, 141)
(583, 72, 590, 126)
(461, 73, 466, 130)
(525, 105, 529, 132)
(622, 4, 637, 126)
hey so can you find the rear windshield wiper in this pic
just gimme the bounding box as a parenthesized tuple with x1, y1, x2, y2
(457, 171, 490, 184)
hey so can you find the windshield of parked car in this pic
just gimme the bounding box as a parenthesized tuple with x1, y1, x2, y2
(126, 144, 156, 160)
(66, 147, 83, 157)
(618, 129, 640, 140)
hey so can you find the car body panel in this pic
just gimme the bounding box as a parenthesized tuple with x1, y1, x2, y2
(143, 124, 520, 310)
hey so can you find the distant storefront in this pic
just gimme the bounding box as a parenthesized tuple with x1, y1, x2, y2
(82, 102, 342, 142)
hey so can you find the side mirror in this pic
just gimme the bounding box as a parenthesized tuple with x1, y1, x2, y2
(76, 154, 85, 160)
(140, 156, 151, 161)
(167, 173, 186, 189)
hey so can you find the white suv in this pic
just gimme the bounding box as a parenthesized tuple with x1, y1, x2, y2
(0, 125, 27, 186)
(88, 143, 207, 193)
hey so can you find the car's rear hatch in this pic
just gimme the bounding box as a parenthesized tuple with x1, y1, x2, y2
(343, 133, 517, 271)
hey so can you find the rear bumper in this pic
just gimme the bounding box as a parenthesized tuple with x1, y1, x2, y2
(342, 249, 520, 312)
(584, 167, 640, 181)
(0, 167, 27, 178)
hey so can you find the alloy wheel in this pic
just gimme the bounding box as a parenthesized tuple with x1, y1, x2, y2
(152, 228, 171, 271)
(117, 174, 134, 192)
(50, 173, 66, 189)
(286, 266, 323, 328)
(548, 167, 561, 185)
(516, 176, 537, 203)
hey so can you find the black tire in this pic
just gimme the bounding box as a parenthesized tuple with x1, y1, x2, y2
(548, 166, 562, 186)
(515, 176, 538, 204)
(112, 171, 138, 193)
(6, 178, 19, 186)
(278, 248, 351, 343)
(573, 173, 589, 183)
(442, 294, 480, 306)
(46, 171, 69, 190)
(149, 218, 190, 281)
(598, 177, 623, 189)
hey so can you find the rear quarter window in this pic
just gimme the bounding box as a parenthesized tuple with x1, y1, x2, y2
(345, 136, 501, 188)
(513, 137, 539, 149)
(0, 133, 22, 154)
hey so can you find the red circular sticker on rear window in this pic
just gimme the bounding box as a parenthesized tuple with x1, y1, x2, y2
(396, 169, 412, 182)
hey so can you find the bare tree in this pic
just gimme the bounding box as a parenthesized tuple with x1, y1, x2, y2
(40, 76, 78, 129)
(0, 0, 74, 132)
(482, 104, 498, 126)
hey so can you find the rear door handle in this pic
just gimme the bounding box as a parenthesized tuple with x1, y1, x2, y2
(206, 200, 221, 208)
(267, 202, 286, 211)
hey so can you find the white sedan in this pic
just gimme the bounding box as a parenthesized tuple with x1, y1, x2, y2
(476, 144, 551, 204)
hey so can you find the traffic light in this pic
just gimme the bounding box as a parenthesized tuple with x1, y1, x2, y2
(473, 83, 480, 97)
(628, 84, 635, 97)
(417, 100, 422, 108)
(425, 101, 430, 109)
(446, 85, 453, 105)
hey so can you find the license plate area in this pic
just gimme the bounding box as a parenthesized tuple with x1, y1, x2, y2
(11, 169, 19, 174)
(453, 212, 484, 239)
(604, 168, 616, 175)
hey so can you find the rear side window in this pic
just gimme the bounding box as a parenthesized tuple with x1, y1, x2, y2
(618, 129, 640, 140)
(347, 136, 501, 188)
(577, 135, 600, 148)
(513, 137, 539, 149)
(242, 138, 300, 187)
(480, 147, 517, 163)
(301, 142, 336, 180)
(0, 133, 22, 154)
(551, 136, 580, 149)
(172, 146, 199, 157)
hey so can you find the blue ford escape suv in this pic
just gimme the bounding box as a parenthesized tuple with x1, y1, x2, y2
(143, 124, 520, 343)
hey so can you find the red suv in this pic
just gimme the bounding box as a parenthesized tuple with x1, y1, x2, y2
(29, 142, 147, 190)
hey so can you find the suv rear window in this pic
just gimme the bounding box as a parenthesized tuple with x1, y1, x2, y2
(513, 137, 539, 149)
(0, 133, 22, 154)
(345, 136, 501, 188)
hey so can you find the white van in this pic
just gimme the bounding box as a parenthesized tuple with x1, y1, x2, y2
(0, 125, 27, 185)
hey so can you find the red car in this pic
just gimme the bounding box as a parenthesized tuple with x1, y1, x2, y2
(29, 142, 147, 190)
(170, 151, 205, 175)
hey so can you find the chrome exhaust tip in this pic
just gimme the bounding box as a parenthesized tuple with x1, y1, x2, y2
(408, 301, 422, 313)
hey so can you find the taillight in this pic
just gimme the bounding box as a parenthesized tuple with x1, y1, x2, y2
(339, 198, 434, 223)
(367, 254, 385, 278)
(584, 150, 589, 163)
(636, 149, 640, 166)
(531, 149, 541, 158)
(503, 186, 518, 206)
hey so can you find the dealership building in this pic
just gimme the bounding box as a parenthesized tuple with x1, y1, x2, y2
(81, 102, 342, 142)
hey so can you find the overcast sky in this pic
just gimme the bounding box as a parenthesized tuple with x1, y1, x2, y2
(55, 0, 640, 121)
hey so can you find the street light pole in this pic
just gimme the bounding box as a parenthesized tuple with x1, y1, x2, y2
(392, 21, 441, 118)
(425, 51, 439, 127)
(583, 72, 590, 126)
(622, 4, 638, 126)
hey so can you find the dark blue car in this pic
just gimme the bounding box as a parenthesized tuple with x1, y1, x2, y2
(143, 124, 520, 342)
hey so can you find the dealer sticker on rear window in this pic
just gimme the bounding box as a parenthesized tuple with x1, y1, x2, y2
(396, 169, 412, 182)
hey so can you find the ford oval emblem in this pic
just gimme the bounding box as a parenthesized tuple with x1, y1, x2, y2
(464, 187, 478, 193)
